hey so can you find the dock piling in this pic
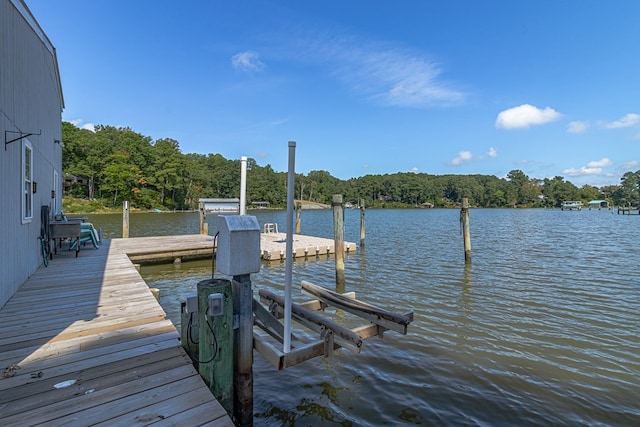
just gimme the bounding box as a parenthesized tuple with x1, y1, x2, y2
(461, 198, 471, 264)
(296, 202, 302, 234)
(360, 198, 365, 249)
(333, 194, 345, 290)
(122, 200, 129, 238)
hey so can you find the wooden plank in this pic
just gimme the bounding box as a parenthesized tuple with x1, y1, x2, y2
(258, 289, 364, 352)
(301, 280, 413, 334)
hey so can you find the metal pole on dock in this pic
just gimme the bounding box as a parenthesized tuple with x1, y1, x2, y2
(122, 200, 129, 238)
(333, 194, 346, 290)
(295, 202, 302, 234)
(283, 141, 296, 353)
(360, 198, 365, 249)
(461, 198, 471, 264)
(240, 156, 247, 215)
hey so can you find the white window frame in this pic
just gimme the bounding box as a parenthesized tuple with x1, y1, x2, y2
(22, 139, 33, 223)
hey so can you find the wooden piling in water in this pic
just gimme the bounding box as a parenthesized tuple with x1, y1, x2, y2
(461, 198, 471, 264)
(232, 274, 253, 427)
(295, 202, 302, 234)
(333, 195, 345, 289)
(360, 198, 365, 249)
(122, 200, 129, 238)
(199, 202, 206, 234)
(198, 278, 234, 416)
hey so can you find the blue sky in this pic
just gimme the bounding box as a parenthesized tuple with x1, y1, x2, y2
(27, 0, 640, 187)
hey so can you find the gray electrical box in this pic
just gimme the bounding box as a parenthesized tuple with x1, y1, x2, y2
(208, 293, 224, 316)
(216, 215, 261, 276)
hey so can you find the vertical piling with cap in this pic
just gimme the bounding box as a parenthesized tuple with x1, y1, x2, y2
(461, 198, 472, 264)
(122, 201, 129, 238)
(360, 198, 365, 249)
(333, 194, 345, 289)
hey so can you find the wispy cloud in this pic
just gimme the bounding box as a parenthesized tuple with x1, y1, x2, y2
(450, 147, 496, 165)
(410, 166, 419, 173)
(567, 121, 589, 134)
(622, 160, 639, 169)
(231, 51, 265, 72)
(292, 32, 466, 107)
(495, 104, 562, 129)
(603, 113, 640, 129)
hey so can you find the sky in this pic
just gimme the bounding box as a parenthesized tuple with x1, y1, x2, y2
(25, 0, 640, 187)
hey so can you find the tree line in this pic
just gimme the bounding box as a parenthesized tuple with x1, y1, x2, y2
(61, 122, 640, 210)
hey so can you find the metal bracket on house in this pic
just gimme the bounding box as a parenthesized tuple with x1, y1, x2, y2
(4, 129, 41, 150)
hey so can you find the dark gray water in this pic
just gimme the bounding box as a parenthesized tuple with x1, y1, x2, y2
(87, 209, 640, 426)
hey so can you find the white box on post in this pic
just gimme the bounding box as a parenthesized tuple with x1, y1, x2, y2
(216, 215, 261, 276)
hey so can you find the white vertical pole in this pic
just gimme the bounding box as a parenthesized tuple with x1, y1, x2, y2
(283, 141, 296, 353)
(240, 156, 247, 215)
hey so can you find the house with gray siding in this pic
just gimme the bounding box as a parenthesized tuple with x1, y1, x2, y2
(1, 0, 64, 308)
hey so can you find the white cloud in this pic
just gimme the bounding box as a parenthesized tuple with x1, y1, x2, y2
(451, 147, 497, 165)
(622, 160, 639, 169)
(410, 166, 419, 173)
(231, 51, 265, 72)
(69, 119, 95, 132)
(562, 158, 614, 177)
(586, 158, 613, 168)
(567, 121, 589, 134)
(495, 104, 562, 129)
(604, 113, 640, 129)
(562, 166, 602, 176)
(451, 150, 473, 165)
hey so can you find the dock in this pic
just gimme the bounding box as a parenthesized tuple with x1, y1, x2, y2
(0, 238, 234, 426)
(114, 233, 357, 264)
(0, 232, 356, 425)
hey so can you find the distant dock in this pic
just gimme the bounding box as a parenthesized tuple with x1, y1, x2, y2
(617, 206, 640, 215)
(117, 233, 356, 265)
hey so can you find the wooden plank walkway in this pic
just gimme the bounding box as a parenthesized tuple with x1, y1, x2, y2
(0, 238, 233, 427)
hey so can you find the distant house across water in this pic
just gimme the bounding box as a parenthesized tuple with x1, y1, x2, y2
(199, 198, 240, 212)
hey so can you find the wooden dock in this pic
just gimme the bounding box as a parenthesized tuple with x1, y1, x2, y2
(0, 232, 355, 425)
(114, 233, 357, 264)
(0, 238, 234, 426)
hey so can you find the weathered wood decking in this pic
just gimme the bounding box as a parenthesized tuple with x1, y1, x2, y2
(0, 238, 233, 426)
(0, 232, 356, 426)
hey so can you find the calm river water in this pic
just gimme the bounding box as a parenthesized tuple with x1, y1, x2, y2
(86, 208, 640, 426)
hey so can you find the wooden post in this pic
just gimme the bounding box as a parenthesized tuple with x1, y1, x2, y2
(461, 198, 471, 264)
(199, 202, 206, 234)
(359, 198, 365, 249)
(198, 278, 233, 416)
(122, 201, 129, 238)
(232, 274, 253, 427)
(333, 195, 345, 290)
(295, 202, 302, 234)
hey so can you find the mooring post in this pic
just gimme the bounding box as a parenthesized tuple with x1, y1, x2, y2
(461, 198, 471, 264)
(359, 198, 365, 249)
(122, 200, 129, 238)
(295, 202, 302, 234)
(197, 278, 233, 415)
(216, 214, 261, 426)
(333, 194, 345, 289)
(199, 202, 206, 234)
(232, 274, 253, 427)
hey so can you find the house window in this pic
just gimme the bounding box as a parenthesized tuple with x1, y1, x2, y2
(22, 140, 33, 223)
